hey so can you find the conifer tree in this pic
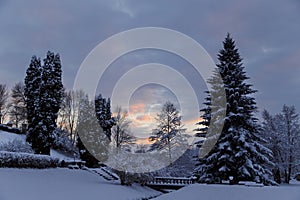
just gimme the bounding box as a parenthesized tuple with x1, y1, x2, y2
(25, 56, 42, 153)
(25, 51, 63, 155)
(77, 95, 110, 167)
(24, 56, 41, 125)
(95, 94, 115, 140)
(194, 34, 274, 185)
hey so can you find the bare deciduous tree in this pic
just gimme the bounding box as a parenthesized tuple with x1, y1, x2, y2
(59, 89, 85, 144)
(0, 84, 9, 124)
(262, 105, 300, 184)
(112, 106, 135, 149)
(9, 82, 27, 127)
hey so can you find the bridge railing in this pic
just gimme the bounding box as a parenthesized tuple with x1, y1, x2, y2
(147, 177, 196, 185)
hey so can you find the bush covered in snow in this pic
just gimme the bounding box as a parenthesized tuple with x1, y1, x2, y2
(113, 170, 153, 186)
(0, 151, 60, 168)
(52, 128, 78, 155)
(0, 138, 33, 153)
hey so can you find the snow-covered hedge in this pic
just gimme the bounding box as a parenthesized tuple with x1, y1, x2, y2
(0, 139, 33, 153)
(52, 128, 78, 155)
(0, 151, 60, 168)
(0, 124, 21, 134)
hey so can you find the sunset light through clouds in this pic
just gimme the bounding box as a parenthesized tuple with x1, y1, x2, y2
(111, 83, 202, 141)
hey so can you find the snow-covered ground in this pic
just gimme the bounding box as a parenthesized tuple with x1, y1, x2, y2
(152, 182, 300, 200)
(2, 131, 300, 200)
(0, 168, 161, 200)
(0, 130, 25, 144)
(1, 168, 299, 200)
(0, 130, 72, 160)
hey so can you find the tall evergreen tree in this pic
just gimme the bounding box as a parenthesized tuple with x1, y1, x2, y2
(194, 34, 274, 185)
(77, 95, 110, 167)
(24, 56, 41, 125)
(194, 91, 211, 146)
(25, 56, 42, 153)
(25, 52, 63, 155)
(95, 94, 115, 141)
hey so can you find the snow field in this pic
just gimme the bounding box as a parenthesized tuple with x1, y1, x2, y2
(0, 168, 161, 200)
(152, 182, 300, 200)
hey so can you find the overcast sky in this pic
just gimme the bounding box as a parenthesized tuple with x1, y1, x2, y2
(0, 0, 300, 136)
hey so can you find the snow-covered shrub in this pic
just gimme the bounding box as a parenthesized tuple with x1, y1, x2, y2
(52, 128, 78, 155)
(113, 170, 153, 186)
(0, 139, 33, 153)
(0, 151, 60, 168)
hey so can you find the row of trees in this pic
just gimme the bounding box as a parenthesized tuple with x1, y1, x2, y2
(0, 80, 136, 156)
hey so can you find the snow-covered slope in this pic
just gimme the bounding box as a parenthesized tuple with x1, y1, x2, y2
(0, 130, 25, 144)
(153, 182, 300, 200)
(0, 130, 72, 160)
(0, 168, 161, 200)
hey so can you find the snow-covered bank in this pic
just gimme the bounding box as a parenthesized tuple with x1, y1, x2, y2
(0, 130, 25, 144)
(0, 131, 73, 160)
(153, 182, 300, 200)
(0, 168, 161, 200)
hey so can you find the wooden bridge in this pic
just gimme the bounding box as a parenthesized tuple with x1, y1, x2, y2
(146, 177, 196, 192)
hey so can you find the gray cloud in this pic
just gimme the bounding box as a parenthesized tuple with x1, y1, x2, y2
(0, 0, 299, 117)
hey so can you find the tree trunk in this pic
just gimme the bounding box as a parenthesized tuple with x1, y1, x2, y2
(273, 168, 281, 184)
(284, 170, 289, 183)
(229, 177, 239, 185)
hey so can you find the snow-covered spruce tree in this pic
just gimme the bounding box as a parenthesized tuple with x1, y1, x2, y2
(25, 56, 42, 153)
(95, 94, 115, 141)
(77, 95, 110, 167)
(194, 34, 274, 185)
(149, 101, 186, 166)
(25, 52, 63, 155)
(24, 56, 41, 125)
(194, 91, 211, 145)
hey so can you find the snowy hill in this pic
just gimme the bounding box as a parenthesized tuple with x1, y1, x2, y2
(0, 168, 161, 200)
